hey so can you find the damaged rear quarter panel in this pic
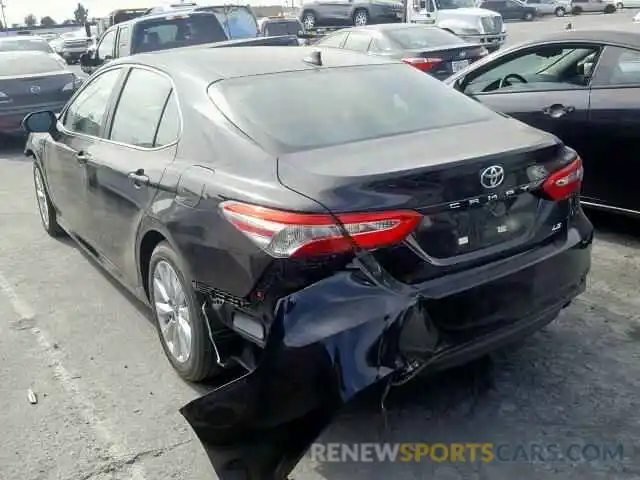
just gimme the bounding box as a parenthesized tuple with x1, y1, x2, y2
(180, 270, 418, 480)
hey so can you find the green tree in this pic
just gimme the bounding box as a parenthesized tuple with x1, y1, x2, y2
(24, 13, 37, 26)
(73, 3, 88, 24)
(40, 16, 57, 27)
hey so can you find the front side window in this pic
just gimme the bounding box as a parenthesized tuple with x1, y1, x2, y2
(154, 92, 181, 147)
(598, 47, 640, 86)
(209, 63, 495, 153)
(97, 30, 117, 59)
(63, 68, 122, 137)
(109, 68, 173, 148)
(465, 45, 600, 94)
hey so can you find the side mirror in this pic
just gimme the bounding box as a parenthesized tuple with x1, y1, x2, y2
(22, 111, 57, 134)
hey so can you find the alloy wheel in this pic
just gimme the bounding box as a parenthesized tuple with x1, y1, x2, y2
(153, 260, 193, 364)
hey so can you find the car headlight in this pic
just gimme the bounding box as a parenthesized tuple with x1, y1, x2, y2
(62, 76, 84, 92)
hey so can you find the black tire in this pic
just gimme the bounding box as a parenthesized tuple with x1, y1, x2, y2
(555, 6, 566, 16)
(523, 11, 535, 20)
(617, 2, 624, 8)
(572, 6, 582, 14)
(302, 11, 316, 29)
(33, 164, 65, 238)
(353, 8, 369, 26)
(148, 241, 221, 382)
(604, 4, 616, 12)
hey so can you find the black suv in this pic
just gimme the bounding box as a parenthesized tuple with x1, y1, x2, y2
(479, 0, 538, 20)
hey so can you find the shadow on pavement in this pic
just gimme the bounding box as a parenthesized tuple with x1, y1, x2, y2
(0, 134, 28, 159)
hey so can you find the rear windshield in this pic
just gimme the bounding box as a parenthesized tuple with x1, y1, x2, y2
(208, 63, 495, 153)
(263, 20, 302, 36)
(0, 52, 64, 76)
(199, 6, 258, 39)
(132, 13, 228, 53)
(0, 38, 53, 53)
(386, 26, 463, 49)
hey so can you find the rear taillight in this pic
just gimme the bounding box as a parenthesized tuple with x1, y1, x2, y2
(402, 57, 443, 72)
(220, 201, 422, 258)
(542, 156, 583, 201)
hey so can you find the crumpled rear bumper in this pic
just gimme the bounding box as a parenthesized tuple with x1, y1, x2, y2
(181, 221, 592, 480)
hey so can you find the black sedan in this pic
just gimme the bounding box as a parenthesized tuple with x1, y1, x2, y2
(0, 50, 82, 136)
(314, 24, 489, 79)
(445, 30, 640, 217)
(23, 45, 592, 479)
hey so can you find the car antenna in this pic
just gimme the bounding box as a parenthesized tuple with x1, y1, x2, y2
(303, 49, 322, 66)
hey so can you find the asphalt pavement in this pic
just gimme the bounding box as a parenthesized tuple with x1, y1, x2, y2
(4, 13, 640, 480)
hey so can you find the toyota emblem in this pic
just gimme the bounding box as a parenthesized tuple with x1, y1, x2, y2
(30, 85, 41, 94)
(480, 165, 505, 189)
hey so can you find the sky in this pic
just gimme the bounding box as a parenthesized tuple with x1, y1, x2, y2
(1, 0, 288, 26)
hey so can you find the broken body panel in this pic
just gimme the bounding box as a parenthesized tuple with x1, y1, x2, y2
(181, 119, 593, 480)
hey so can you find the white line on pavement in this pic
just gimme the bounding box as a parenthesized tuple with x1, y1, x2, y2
(0, 270, 149, 480)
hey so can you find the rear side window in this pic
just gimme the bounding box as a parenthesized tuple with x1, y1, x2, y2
(154, 92, 181, 147)
(201, 6, 258, 39)
(209, 63, 495, 153)
(343, 32, 372, 52)
(131, 13, 228, 54)
(109, 68, 173, 148)
(317, 32, 348, 48)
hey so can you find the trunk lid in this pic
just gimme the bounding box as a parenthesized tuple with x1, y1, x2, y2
(402, 43, 487, 76)
(0, 72, 74, 109)
(277, 116, 571, 282)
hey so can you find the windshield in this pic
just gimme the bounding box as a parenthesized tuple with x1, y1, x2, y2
(0, 52, 64, 76)
(263, 20, 302, 36)
(0, 38, 53, 53)
(386, 26, 464, 48)
(436, 0, 477, 9)
(131, 13, 228, 54)
(199, 6, 258, 39)
(208, 63, 495, 153)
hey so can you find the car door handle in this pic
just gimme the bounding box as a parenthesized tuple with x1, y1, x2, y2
(542, 104, 575, 118)
(75, 151, 91, 165)
(128, 169, 149, 188)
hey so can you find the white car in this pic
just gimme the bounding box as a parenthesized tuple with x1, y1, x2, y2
(618, 0, 640, 8)
(570, 0, 617, 13)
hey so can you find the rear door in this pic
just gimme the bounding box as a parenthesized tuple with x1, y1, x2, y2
(584, 45, 640, 212)
(44, 67, 125, 240)
(458, 42, 602, 165)
(84, 66, 179, 282)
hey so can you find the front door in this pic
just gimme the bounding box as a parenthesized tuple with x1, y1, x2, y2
(583, 45, 640, 212)
(459, 43, 603, 169)
(44, 67, 124, 240)
(86, 67, 180, 282)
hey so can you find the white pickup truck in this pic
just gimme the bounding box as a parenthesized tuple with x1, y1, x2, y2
(407, 0, 507, 51)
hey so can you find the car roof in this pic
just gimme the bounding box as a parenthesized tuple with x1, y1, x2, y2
(117, 8, 218, 27)
(109, 44, 399, 81)
(520, 29, 640, 48)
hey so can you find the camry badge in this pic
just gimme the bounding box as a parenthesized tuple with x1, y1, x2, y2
(480, 165, 505, 189)
(30, 86, 41, 94)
